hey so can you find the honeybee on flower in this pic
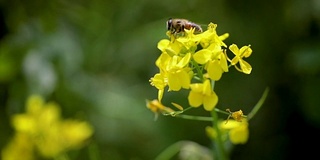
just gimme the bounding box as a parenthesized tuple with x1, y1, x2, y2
(166, 18, 203, 35)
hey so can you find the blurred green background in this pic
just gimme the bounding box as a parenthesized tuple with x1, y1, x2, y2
(0, 0, 320, 159)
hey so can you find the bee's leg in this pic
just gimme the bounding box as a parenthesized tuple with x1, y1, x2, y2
(181, 25, 185, 36)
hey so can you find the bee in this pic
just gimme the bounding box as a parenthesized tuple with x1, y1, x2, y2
(166, 18, 203, 35)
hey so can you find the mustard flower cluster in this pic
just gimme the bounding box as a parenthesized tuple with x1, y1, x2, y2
(149, 23, 252, 112)
(1, 95, 94, 160)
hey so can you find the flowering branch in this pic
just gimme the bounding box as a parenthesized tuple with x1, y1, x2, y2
(147, 21, 266, 160)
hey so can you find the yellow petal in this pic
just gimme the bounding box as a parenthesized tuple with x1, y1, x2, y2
(219, 33, 229, 41)
(220, 52, 229, 72)
(193, 49, 212, 64)
(178, 70, 191, 89)
(240, 45, 252, 58)
(188, 91, 202, 107)
(207, 61, 222, 81)
(168, 72, 181, 91)
(229, 44, 239, 56)
(231, 57, 240, 65)
(203, 93, 218, 111)
(157, 39, 170, 52)
(205, 126, 217, 140)
(239, 60, 252, 74)
(26, 95, 44, 115)
(171, 102, 184, 111)
(40, 103, 61, 125)
(177, 52, 191, 68)
(61, 120, 93, 148)
(150, 73, 166, 90)
(158, 89, 164, 102)
(1, 133, 34, 160)
(166, 41, 182, 56)
(202, 80, 212, 96)
(229, 124, 249, 144)
(156, 53, 171, 69)
(190, 83, 203, 93)
(12, 115, 36, 134)
(221, 120, 242, 129)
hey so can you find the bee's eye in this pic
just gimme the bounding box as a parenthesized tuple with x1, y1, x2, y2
(167, 19, 172, 30)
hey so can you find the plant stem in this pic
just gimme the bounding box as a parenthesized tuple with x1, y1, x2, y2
(175, 114, 212, 121)
(192, 61, 203, 81)
(211, 109, 228, 160)
(247, 87, 269, 121)
(154, 141, 183, 160)
(210, 79, 227, 159)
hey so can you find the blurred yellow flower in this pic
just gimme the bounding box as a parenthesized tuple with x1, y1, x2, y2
(1, 133, 34, 160)
(206, 119, 249, 145)
(146, 99, 175, 120)
(221, 119, 249, 144)
(1, 95, 94, 160)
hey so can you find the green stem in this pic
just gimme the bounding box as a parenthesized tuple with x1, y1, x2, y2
(247, 87, 269, 121)
(175, 114, 212, 121)
(192, 61, 203, 81)
(214, 108, 230, 115)
(88, 142, 101, 160)
(174, 108, 231, 122)
(211, 109, 228, 160)
(54, 153, 69, 160)
(154, 141, 184, 160)
(210, 79, 227, 160)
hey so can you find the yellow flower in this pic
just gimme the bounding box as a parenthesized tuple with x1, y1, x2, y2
(176, 28, 201, 51)
(188, 79, 218, 111)
(61, 120, 94, 148)
(193, 44, 229, 81)
(146, 99, 176, 120)
(229, 44, 252, 74)
(198, 23, 227, 49)
(206, 119, 249, 145)
(152, 52, 192, 92)
(158, 39, 183, 56)
(149, 72, 166, 101)
(1, 95, 94, 159)
(1, 133, 34, 160)
(166, 53, 192, 91)
(221, 119, 249, 144)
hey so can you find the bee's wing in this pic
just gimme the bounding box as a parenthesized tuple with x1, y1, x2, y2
(199, 23, 207, 28)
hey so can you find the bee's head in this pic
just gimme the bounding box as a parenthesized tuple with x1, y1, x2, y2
(166, 18, 173, 30)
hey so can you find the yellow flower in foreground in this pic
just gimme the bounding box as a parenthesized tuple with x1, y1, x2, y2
(229, 44, 252, 74)
(206, 119, 249, 145)
(1, 133, 34, 160)
(221, 119, 249, 144)
(188, 79, 218, 111)
(1, 95, 94, 159)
